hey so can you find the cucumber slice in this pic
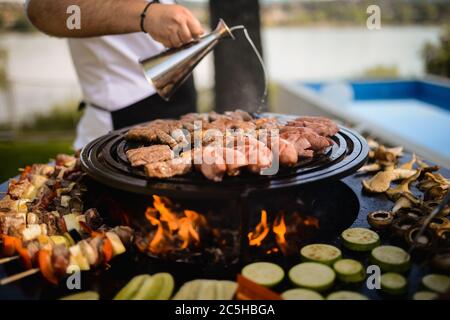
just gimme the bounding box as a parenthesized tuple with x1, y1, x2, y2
(413, 291, 438, 300)
(326, 291, 368, 300)
(380, 272, 407, 295)
(133, 273, 175, 300)
(282, 288, 324, 300)
(370, 245, 411, 273)
(114, 274, 150, 300)
(300, 244, 342, 266)
(333, 259, 365, 283)
(242, 262, 285, 287)
(288, 262, 335, 292)
(341, 227, 380, 252)
(422, 274, 450, 294)
(60, 291, 99, 300)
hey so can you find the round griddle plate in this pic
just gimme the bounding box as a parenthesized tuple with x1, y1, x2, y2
(80, 113, 369, 198)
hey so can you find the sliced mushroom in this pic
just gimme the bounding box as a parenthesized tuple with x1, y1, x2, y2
(431, 249, 450, 272)
(367, 211, 395, 230)
(362, 170, 395, 193)
(392, 193, 421, 213)
(358, 163, 382, 173)
(391, 169, 417, 181)
(422, 200, 450, 217)
(425, 185, 448, 201)
(373, 145, 403, 162)
(386, 170, 421, 200)
(396, 207, 426, 220)
(367, 138, 380, 150)
(400, 154, 416, 170)
(391, 215, 418, 238)
(405, 227, 435, 251)
(424, 217, 450, 231)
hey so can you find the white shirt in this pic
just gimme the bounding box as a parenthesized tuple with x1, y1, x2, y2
(68, 1, 174, 149)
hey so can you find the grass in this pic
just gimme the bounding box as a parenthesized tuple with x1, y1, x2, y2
(0, 140, 74, 182)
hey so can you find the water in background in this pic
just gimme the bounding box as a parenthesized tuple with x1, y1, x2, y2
(0, 26, 442, 124)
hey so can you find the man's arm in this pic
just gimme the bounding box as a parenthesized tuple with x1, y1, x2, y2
(26, 0, 203, 47)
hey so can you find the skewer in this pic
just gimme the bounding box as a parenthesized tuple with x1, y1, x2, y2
(0, 256, 19, 264)
(0, 268, 39, 286)
(409, 191, 450, 254)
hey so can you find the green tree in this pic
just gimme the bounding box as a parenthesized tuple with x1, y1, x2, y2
(423, 26, 450, 78)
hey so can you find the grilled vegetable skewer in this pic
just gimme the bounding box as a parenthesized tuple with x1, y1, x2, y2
(0, 225, 134, 285)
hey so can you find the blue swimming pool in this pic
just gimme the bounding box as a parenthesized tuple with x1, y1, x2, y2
(279, 78, 450, 167)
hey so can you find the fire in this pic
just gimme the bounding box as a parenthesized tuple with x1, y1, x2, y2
(272, 212, 287, 254)
(248, 210, 270, 246)
(144, 195, 206, 254)
(248, 209, 319, 255)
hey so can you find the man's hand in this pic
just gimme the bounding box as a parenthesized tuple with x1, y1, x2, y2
(26, 0, 204, 45)
(145, 4, 204, 48)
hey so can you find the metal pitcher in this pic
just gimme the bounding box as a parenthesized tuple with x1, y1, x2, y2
(140, 19, 234, 101)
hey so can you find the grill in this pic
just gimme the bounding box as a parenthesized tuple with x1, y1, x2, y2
(80, 113, 369, 199)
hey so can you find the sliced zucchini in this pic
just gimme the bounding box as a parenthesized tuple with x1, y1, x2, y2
(282, 288, 324, 300)
(341, 227, 380, 252)
(241, 262, 285, 287)
(288, 262, 335, 292)
(173, 280, 203, 300)
(370, 245, 411, 273)
(172, 280, 237, 300)
(133, 272, 175, 300)
(422, 274, 450, 294)
(216, 281, 238, 300)
(326, 291, 368, 300)
(333, 259, 365, 283)
(413, 291, 438, 300)
(300, 244, 342, 266)
(114, 274, 150, 300)
(380, 272, 407, 295)
(60, 291, 99, 300)
(106, 232, 126, 256)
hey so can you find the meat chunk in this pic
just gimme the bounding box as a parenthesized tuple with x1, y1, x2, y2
(232, 136, 273, 174)
(0, 213, 26, 235)
(126, 145, 174, 167)
(280, 126, 331, 151)
(194, 146, 227, 182)
(266, 136, 298, 166)
(286, 116, 339, 137)
(224, 109, 253, 121)
(223, 147, 248, 176)
(144, 153, 192, 179)
(125, 119, 183, 143)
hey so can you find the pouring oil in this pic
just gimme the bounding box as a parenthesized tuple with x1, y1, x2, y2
(229, 25, 268, 115)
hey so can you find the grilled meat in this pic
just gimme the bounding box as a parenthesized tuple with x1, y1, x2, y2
(280, 126, 331, 151)
(144, 152, 192, 179)
(126, 145, 174, 167)
(194, 146, 227, 182)
(286, 116, 339, 137)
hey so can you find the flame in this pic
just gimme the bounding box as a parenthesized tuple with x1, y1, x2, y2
(248, 209, 319, 255)
(272, 212, 287, 253)
(144, 196, 206, 254)
(248, 210, 270, 246)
